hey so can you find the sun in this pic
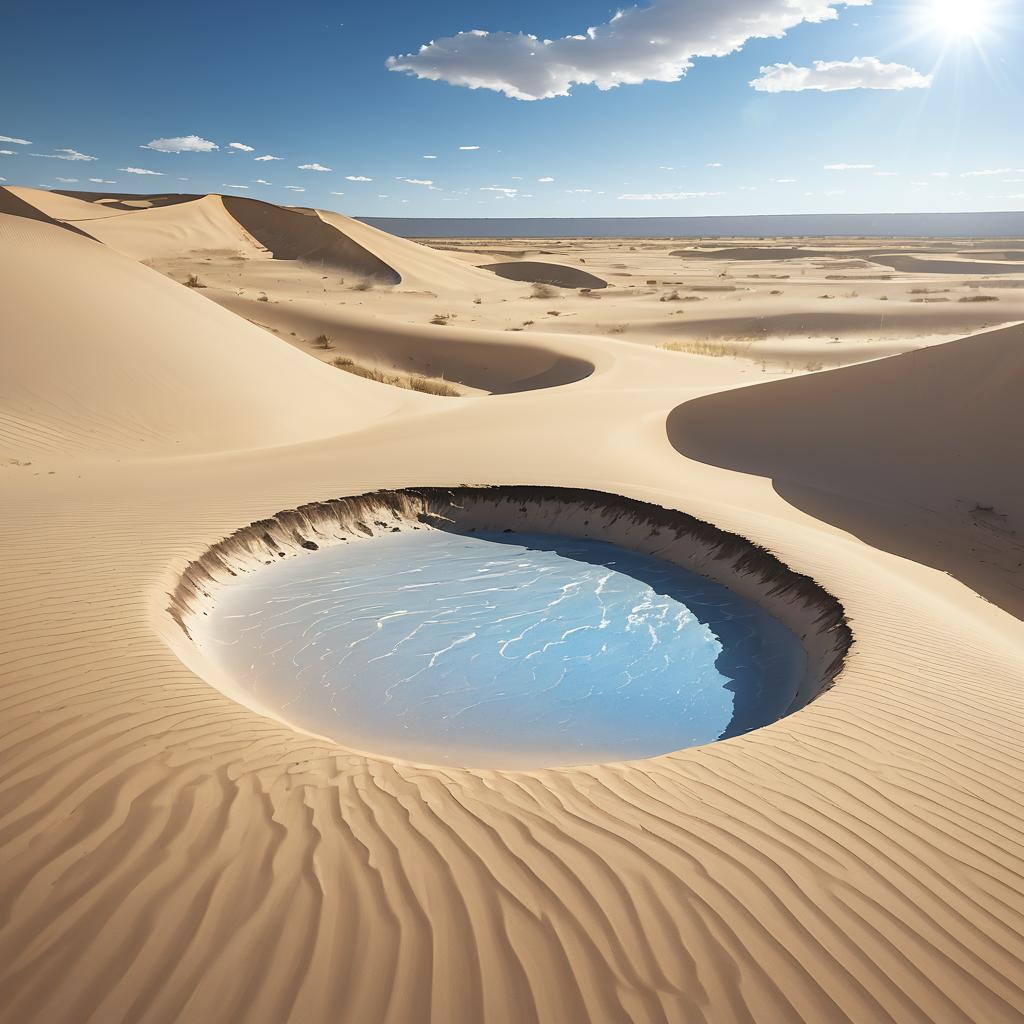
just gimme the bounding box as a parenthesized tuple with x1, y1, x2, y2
(930, 0, 991, 38)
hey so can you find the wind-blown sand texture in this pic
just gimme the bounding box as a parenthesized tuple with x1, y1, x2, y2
(2, 187, 1024, 1024)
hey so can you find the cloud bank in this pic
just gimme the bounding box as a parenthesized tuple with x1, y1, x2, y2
(0, 135, 32, 145)
(386, 0, 870, 100)
(751, 57, 932, 92)
(142, 135, 218, 153)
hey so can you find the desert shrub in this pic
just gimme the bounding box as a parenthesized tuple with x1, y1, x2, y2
(804, 360, 825, 372)
(530, 282, 560, 299)
(609, 324, 627, 335)
(959, 294, 999, 303)
(351, 281, 372, 292)
(313, 334, 333, 349)
(185, 274, 205, 288)
(257, 293, 269, 302)
(409, 376, 459, 397)
(330, 357, 459, 396)
(661, 340, 752, 359)
(660, 290, 682, 302)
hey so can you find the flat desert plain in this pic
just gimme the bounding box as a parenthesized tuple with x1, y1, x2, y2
(2, 186, 1024, 1023)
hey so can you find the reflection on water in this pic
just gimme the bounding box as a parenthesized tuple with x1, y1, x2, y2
(192, 531, 806, 767)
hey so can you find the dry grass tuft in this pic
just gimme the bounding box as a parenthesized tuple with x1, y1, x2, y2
(662, 340, 753, 359)
(330, 357, 459, 397)
(530, 282, 560, 299)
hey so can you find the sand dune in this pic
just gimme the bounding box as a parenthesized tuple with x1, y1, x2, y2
(223, 294, 597, 393)
(669, 322, 1024, 616)
(0, 186, 95, 238)
(484, 260, 609, 289)
(0, 213, 399, 457)
(220, 196, 401, 282)
(869, 254, 1024, 275)
(3, 192, 1024, 1023)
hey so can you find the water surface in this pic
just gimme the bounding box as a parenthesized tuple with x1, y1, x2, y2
(193, 530, 806, 766)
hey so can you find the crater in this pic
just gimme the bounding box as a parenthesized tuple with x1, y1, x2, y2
(169, 488, 851, 768)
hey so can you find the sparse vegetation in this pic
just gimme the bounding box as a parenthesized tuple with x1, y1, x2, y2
(661, 340, 753, 359)
(959, 294, 999, 303)
(313, 334, 333, 350)
(330, 357, 459, 396)
(184, 274, 205, 289)
(660, 289, 682, 302)
(530, 282, 560, 299)
(351, 280, 373, 292)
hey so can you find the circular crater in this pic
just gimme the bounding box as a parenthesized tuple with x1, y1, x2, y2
(170, 488, 850, 768)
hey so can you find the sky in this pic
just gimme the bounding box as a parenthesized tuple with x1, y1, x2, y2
(3, 0, 1023, 218)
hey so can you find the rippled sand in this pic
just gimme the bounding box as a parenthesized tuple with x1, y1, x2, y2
(2, 187, 1024, 1024)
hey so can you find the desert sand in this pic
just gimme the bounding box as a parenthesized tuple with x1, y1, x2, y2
(2, 187, 1024, 1023)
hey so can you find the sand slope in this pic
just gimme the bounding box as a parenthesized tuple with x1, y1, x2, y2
(669, 323, 1024, 617)
(0, 213, 402, 457)
(484, 260, 609, 289)
(2, 194, 1024, 1024)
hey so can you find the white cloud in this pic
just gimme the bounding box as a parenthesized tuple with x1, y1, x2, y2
(931, 171, 950, 178)
(254, 154, 282, 161)
(378, 194, 390, 198)
(825, 163, 874, 170)
(283, 185, 305, 192)
(707, 162, 722, 168)
(330, 191, 346, 196)
(481, 186, 518, 194)
(298, 162, 332, 171)
(0, 150, 14, 155)
(739, 185, 758, 191)
(423, 154, 438, 159)
(565, 188, 592, 194)
(0, 177, 5, 182)
(988, 194, 1024, 201)
(88, 178, 117, 183)
(223, 183, 249, 189)
(751, 56, 931, 93)
(773, 178, 797, 183)
(0, 135, 31, 145)
(345, 175, 372, 181)
(459, 145, 480, 150)
(119, 167, 163, 175)
(397, 177, 435, 186)
(619, 191, 724, 201)
(142, 135, 218, 153)
(961, 168, 1023, 177)
(387, 0, 871, 101)
(229, 142, 255, 152)
(253, 178, 272, 185)
(55, 177, 78, 183)
(32, 148, 97, 162)
(537, 176, 554, 182)
(874, 171, 899, 177)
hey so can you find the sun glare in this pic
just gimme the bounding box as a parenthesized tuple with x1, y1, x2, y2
(931, 0, 990, 38)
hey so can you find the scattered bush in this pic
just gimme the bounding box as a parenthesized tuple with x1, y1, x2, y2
(313, 334, 333, 349)
(184, 274, 205, 289)
(661, 340, 752, 359)
(351, 280, 373, 292)
(959, 294, 999, 303)
(330, 356, 459, 396)
(530, 282, 560, 299)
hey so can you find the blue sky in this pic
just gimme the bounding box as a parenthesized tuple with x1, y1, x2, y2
(3, 0, 1022, 217)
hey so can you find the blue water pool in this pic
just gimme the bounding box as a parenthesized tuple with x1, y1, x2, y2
(193, 530, 807, 767)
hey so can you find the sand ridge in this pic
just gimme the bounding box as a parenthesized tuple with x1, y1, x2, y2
(2, 187, 1024, 1023)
